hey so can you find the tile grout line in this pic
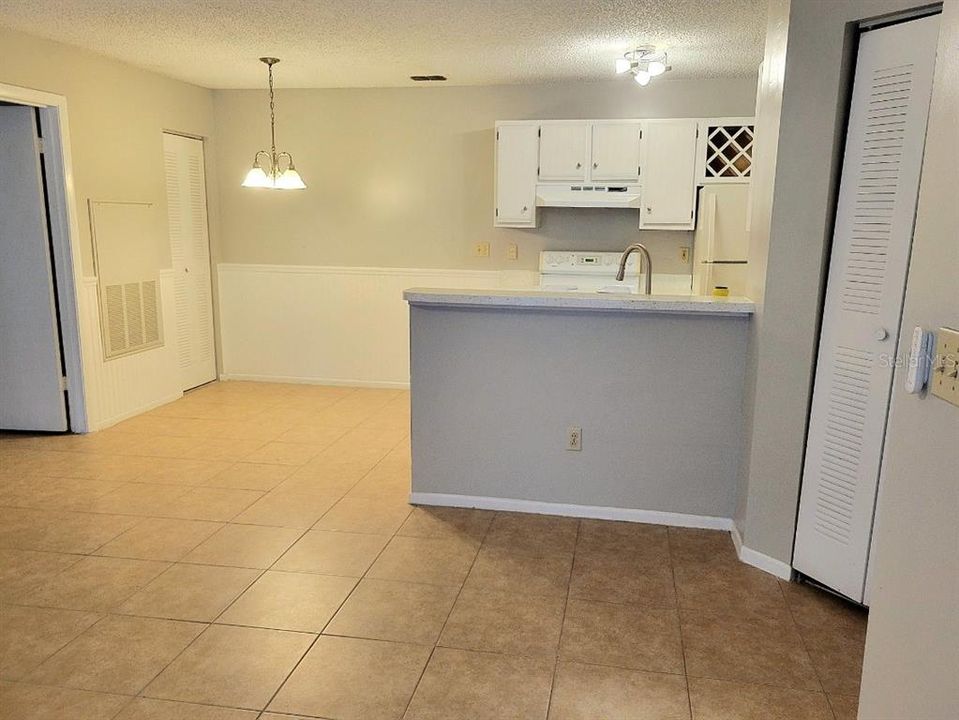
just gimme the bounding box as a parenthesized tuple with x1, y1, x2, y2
(544, 518, 580, 720)
(666, 526, 695, 720)
(397, 511, 494, 718)
(776, 578, 837, 718)
(253, 436, 414, 715)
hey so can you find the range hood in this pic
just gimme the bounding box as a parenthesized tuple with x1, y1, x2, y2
(536, 184, 642, 209)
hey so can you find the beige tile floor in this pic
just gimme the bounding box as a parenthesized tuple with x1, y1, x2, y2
(0, 382, 867, 719)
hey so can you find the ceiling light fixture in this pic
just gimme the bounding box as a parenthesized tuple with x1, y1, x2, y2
(616, 46, 671, 87)
(242, 57, 306, 190)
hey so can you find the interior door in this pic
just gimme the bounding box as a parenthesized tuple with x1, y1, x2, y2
(0, 105, 69, 431)
(639, 120, 699, 227)
(163, 133, 216, 391)
(589, 122, 641, 182)
(538, 123, 588, 182)
(794, 14, 940, 602)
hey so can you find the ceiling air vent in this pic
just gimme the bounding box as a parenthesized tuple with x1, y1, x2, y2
(410, 75, 447, 82)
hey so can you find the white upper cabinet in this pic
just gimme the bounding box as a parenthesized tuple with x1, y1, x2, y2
(639, 120, 699, 229)
(493, 116, 753, 231)
(538, 123, 588, 182)
(494, 123, 539, 227)
(589, 122, 642, 182)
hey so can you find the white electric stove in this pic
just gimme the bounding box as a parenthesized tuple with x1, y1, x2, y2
(538, 251, 639, 293)
(538, 251, 693, 295)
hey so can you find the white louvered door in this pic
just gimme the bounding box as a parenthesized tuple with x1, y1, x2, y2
(163, 133, 216, 391)
(794, 14, 940, 602)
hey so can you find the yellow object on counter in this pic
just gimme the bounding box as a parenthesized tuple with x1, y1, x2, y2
(712, 286, 730, 297)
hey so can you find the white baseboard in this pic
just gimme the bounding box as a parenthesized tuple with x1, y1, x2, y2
(731, 523, 793, 579)
(93, 391, 184, 431)
(219, 373, 409, 390)
(410, 492, 735, 531)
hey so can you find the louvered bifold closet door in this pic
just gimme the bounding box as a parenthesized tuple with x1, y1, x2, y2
(794, 14, 940, 602)
(163, 133, 216, 391)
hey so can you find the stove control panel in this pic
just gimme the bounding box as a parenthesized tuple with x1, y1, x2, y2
(540, 251, 637, 275)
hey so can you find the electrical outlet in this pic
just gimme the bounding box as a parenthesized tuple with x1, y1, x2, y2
(506, 243, 518, 261)
(930, 327, 959, 407)
(566, 426, 582, 451)
(680, 246, 690, 263)
(473, 242, 490, 258)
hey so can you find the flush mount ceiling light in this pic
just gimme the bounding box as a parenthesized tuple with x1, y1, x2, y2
(615, 46, 671, 87)
(242, 57, 306, 190)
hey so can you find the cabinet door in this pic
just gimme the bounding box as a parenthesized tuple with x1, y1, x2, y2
(538, 123, 588, 182)
(640, 120, 699, 228)
(590, 122, 641, 182)
(494, 124, 538, 227)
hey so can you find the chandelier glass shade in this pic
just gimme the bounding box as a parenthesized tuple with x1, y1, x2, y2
(242, 57, 306, 190)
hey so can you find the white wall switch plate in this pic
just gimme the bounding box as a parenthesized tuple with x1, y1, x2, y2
(473, 242, 490, 258)
(506, 243, 518, 261)
(930, 327, 959, 407)
(566, 426, 582, 451)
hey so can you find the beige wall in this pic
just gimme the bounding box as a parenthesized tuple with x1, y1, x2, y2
(859, 2, 959, 716)
(212, 78, 757, 272)
(735, 0, 934, 564)
(0, 25, 217, 276)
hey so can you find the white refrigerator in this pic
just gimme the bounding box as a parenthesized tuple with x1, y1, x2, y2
(692, 185, 750, 296)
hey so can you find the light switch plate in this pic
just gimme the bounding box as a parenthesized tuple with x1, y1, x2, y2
(930, 327, 959, 407)
(473, 242, 490, 258)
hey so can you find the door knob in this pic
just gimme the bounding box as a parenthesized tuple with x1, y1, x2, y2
(576, 162, 582, 169)
(874, 327, 889, 341)
(593, 162, 599, 169)
(522, 206, 528, 213)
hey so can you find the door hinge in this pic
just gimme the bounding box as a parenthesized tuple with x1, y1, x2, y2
(639, 130, 643, 140)
(59, 375, 68, 392)
(36, 137, 45, 154)
(638, 166, 641, 176)
(696, 127, 699, 139)
(537, 128, 541, 138)
(496, 130, 499, 141)
(690, 210, 694, 219)
(495, 208, 499, 217)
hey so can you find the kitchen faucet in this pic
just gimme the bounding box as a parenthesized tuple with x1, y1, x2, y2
(615, 243, 652, 295)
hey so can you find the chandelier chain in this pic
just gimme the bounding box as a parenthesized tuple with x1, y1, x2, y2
(268, 62, 277, 159)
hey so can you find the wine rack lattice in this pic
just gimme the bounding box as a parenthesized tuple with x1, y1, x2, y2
(704, 124, 754, 179)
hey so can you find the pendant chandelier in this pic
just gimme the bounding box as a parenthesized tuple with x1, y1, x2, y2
(242, 57, 306, 189)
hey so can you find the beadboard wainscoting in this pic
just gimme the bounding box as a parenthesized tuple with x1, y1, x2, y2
(79, 272, 182, 429)
(217, 264, 536, 388)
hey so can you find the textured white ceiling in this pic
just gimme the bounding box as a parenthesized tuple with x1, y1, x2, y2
(0, 0, 766, 89)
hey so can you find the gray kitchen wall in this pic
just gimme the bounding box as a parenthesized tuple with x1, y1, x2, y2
(212, 77, 757, 272)
(410, 305, 750, 520)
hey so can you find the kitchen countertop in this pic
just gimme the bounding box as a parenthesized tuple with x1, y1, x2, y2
(404, 287, 754, 316)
